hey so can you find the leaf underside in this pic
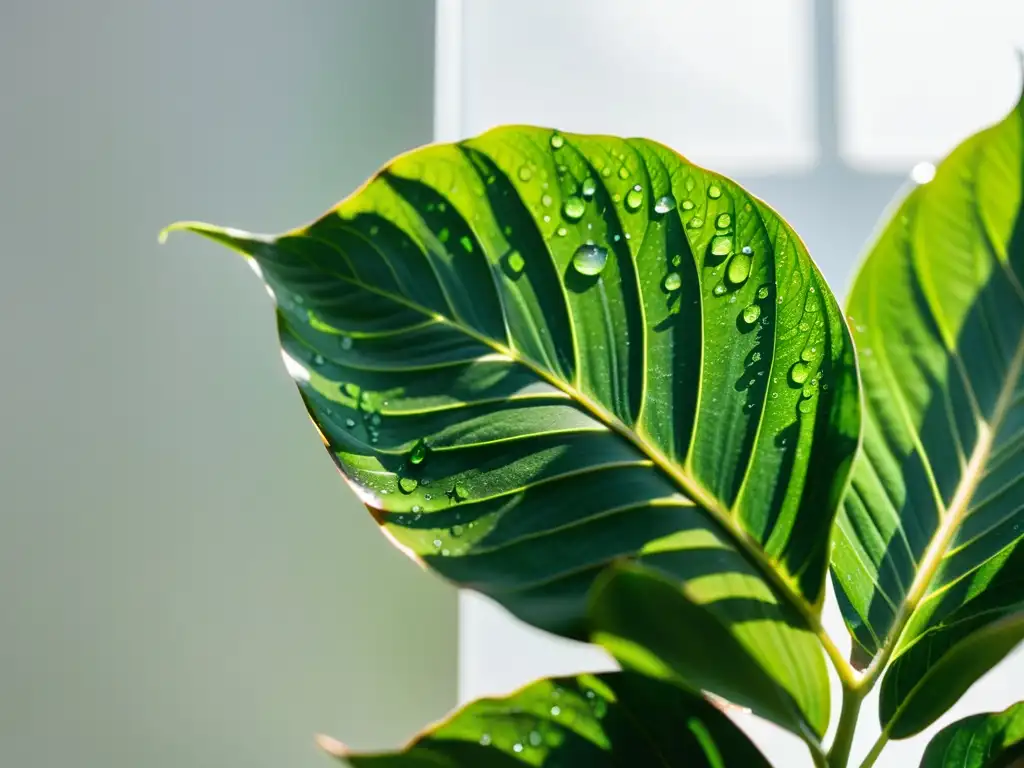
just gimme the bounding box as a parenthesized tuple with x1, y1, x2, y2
(919, 700, 1024, 768)
(173, 126, 860, 737)
(831, 97, 1024, 737)
(326, 671, 772, 767)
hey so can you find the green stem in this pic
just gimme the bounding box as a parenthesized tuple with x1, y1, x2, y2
(828, 685, 864, 767)
(857, 727, 890, 768)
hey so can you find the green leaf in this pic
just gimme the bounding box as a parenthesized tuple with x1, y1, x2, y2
(589, 563, 829, 743)
(831, 95, 1024, 737)
(920, 700, 1024, 767)
(168, 127, 859, 737)
(320, 671, 773, 767)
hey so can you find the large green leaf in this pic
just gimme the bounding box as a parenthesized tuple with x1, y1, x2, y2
(321, 671, 772, 767)
(167, 126, 859, 737)
(920, 700, 1024, 768)
(831, 96, 1024, 737)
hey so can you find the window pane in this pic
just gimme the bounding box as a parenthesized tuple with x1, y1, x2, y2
(839, 0, 1024, 169)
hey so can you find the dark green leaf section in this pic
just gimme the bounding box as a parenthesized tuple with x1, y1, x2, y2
(322, 671, 772, 768)
(169, 126, 860, 737)
(589, 563, 825, 740)
(831, 97, 1024, 735)
(920, 700, 1024, 768)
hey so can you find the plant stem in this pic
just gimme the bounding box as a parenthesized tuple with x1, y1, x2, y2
(857, 729, 890, 768)
(828, 685, 864, 767)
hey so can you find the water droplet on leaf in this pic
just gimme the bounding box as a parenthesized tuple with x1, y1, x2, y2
(790, 362, 811, 385)
(716, 212, 732, 229)
(624, 185, 643, 211)
(710, 235, 733, 257)
(572, 243, 608, 276)
(618, 166, 629, 179)
(518, 165, 533, 182)
(727, 252, 752, 284)
(742, 304, 761, 324)
(399, 477, 419, 493)
(654, 194, 676, 214)
(550, 133, 564, 149)
(708, 184, 722, 199)
(757, 286, 770, 300)
(562, 196, 586, 221)
(663, 272, 682, 291)
(581, 177, 597, 199)
(410, 439, 427, 465)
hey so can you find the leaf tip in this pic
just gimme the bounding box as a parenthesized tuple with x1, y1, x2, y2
(316, 733, 350, 758)
(157, 220, 273, 257)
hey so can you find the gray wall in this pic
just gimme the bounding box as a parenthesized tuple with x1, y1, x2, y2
(0, 2, 455, 767)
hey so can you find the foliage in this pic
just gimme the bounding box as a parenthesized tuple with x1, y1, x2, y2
(166, 90, 1024, 767)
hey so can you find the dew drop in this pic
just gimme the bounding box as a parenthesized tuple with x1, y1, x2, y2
(618, 166, 629, 179)
(708, 184, 722, 199)
(741, 246, 753, 256)
(757, 286, 770, 300)
(518, 165, 533, 182)
(681, 199, 695, 211)
(451, 524, 464, 537)
(726, 252, 752, 285)
(453, 482, 469, 501)
(685, 177, 696, 191)
(742, 304, 761, 324)
(507, 250, 525, 274)
(562, 196, 586, 221)
(411, 505, 422, 514)
(410, 439, 427, 465)
(438, 227, 450, 244)
(581, 177, 597, 199)
(479, 734, 492, 746)
(624, 185, 644, 212)
(312, 353, 325, 366)
(345, 418, 356, 429)
(671, 253, 682, 266)
(541, 193, 553, 208)
(572, 243, 608, 276)
(556, 226, 568, 237)
(513, 743, 524, 754)
(663, 272, 682, 291)
(601, 166, 612, 178)
(799, 398, 814, 414)
(715, 212, 732, 229)
(654, 194, 676, 214)
(529, 731, 543, 747)
(751, 351, 762, 363)
(550, 705, 561, 717)
(399, 477, 419, 493)
(459, 235, 473, 253)
(688, 217, 704, 229)
(340, 336, 354, 351)
(710, 234, 733, 257)
(550, 132, 565, 149)
(801, 346, 818, 362)
(790, 362, 811, 385)
(713, 282, 727, 297)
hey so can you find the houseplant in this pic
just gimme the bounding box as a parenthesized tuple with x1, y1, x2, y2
(163, 90, 1024, 767)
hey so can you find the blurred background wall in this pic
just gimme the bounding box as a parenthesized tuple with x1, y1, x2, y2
(0, 2, 454, 767)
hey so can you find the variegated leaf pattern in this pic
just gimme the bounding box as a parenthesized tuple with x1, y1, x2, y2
(831, 96, 1024, 737)
(169, 126, 859, 738)
(322, 671, 772, 767)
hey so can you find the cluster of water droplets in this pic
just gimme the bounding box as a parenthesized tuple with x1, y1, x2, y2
(472, 681, 609, 757)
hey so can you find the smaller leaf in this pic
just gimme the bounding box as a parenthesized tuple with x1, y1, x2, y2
(322, 671, 772, 767)
(920, 700, 1024, 767)
(588, 562, 827, 743)
(882, 612, 1024, 739)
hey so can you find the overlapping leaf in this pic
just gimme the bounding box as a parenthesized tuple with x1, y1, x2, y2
(169, 126, 859, 737)
(831, 96, 1024, 737)
(322, 671, 772, 767)
(920, 700, 1024, 767)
